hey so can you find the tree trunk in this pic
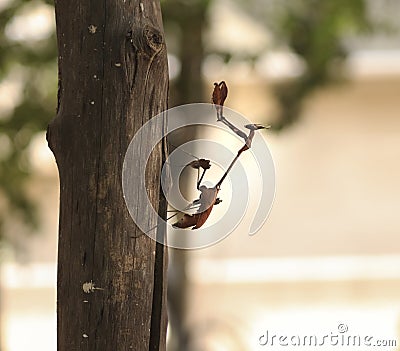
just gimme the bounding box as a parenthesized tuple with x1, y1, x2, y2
(47, 1, 168, 350)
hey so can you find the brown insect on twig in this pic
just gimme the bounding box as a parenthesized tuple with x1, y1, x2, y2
(171, 81, 269, 230)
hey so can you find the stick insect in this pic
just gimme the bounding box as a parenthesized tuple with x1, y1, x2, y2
(169, 81, 269, 230)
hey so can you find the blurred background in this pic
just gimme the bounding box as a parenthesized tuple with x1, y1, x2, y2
(0, 0, 400, 350)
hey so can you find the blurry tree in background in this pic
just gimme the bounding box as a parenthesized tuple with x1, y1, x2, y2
(0, 0, 392, 349)
(162, 0, 210, 106)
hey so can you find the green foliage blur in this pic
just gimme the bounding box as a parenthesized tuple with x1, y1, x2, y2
(0, 0, 57, 244)
(0, 0, 379, 246)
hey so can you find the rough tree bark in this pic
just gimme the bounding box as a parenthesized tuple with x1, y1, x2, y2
(47, 1, 168, 350)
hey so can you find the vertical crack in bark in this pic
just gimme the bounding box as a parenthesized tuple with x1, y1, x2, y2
(89, 1, 107, 344)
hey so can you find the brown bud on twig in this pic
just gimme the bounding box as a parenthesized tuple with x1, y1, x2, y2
(188, 159, 211, 170)
(212, 81, 228, 106)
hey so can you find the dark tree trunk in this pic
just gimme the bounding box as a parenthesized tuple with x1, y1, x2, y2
(47, 1, 169, 350)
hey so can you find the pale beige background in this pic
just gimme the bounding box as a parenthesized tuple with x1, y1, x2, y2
(1, 0, 400, 350)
